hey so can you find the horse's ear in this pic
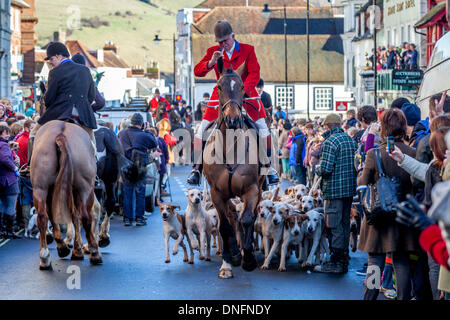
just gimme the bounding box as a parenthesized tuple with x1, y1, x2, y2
(235, 62, 246, 78)
(39, 81, 46, 95)
(217, 57, 224, 75)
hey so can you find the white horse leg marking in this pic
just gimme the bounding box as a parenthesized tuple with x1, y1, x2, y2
(220, 259, 232, 271)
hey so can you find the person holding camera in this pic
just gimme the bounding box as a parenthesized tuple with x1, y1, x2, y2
(357, 108, 431, 300)
(118, 113, 157, 227)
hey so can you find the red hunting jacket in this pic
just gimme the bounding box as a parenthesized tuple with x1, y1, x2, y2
(149, 96, 170, 119)
(194, 40, 266, 122)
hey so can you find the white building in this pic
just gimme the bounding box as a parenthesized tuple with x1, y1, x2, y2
(179, 4, 352, 118)
(0, 0, 11, 98)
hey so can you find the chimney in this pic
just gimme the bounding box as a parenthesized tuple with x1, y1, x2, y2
(103, 41, 118, 55)
(97, 49, 104, 63)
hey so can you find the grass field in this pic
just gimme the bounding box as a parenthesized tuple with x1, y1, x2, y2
(35, 0, 203, 73)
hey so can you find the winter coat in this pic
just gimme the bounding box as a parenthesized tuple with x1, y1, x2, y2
(424, 162, 443, 207)
(0, 138, 19, 193)
(358, 141, 420, 253)
(316, 127, 358, 199)
(39, 59, 97, 129)
(278, 130, 290, 159)
(289, 133, 305, 167)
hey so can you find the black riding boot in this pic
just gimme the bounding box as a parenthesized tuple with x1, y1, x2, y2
(262, 136, 279, 185)
(3, 214, 22, 239)
(0, 213, 4, 240)
(187, 136, 204, 185)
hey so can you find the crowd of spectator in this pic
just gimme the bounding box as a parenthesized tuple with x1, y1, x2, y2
(370, 42, 419, 71)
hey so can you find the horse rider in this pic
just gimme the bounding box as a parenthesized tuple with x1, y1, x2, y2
(71, 53, 106, 112)
(147, 89, 170, 119)
(255, 78, 273, 122)
(186, 20, 279, 185)
(29, 42, 99, 160)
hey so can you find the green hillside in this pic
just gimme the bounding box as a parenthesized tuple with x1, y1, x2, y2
(35, 0, 203, 73)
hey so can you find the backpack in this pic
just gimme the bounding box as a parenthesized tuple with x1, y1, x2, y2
(120, 130, 148, 184)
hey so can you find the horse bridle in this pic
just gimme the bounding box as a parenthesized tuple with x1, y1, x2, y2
(219, 98, 244, 130)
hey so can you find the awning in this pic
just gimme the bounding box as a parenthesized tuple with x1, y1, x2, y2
(415, 3, 446, 29)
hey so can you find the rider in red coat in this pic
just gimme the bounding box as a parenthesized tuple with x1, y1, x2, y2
(148, 89, 170, 119)
(187, 20, 278, 185)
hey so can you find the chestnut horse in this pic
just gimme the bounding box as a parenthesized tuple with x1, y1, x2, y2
(31, 120, 101, 269)
(202, 59, 265, 279)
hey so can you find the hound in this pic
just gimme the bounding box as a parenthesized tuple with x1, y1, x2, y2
(206, 207, 222, 255)
(278, 213, 309, 272)
(160, 203, 190, 264)
(185, 188, 212, 261)
(255, 199, 274, 252)
(261, 202, 293, 270)
(300, 209, 329, 267)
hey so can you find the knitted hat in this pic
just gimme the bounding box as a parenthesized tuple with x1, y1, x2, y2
(72, 53, 86, 65)
(130, 113, 144, 126)
(391, 97, 410, 109)
(401, 103, 421, 126)
(323, 113, 341, 126)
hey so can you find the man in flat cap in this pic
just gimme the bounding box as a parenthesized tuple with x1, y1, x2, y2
(314, 113, 357, 274)
(29, 42, 97, 159)
(187, 20, 278, 185)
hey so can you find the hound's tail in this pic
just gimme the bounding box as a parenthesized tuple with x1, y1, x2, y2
(308, 177, 322, 197)
(52, 132, 74, 224)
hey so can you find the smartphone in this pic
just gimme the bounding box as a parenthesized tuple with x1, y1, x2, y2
(387, 136, 395, 154)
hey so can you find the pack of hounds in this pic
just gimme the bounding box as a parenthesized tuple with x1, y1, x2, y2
(161, 180, 360, 271)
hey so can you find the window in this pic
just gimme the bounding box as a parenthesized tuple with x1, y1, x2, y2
(313, 87, 333, 111)
(275, 86, 294, 109)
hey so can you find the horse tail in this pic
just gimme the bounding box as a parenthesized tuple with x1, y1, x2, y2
(52, 132, 74, 225)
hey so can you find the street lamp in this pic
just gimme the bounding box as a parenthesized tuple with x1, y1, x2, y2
(153, 34, 176, 99)
(262, 3, 291, 118)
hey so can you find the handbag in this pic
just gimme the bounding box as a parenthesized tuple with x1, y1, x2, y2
(362, 148, 401, 227)
(285, 136, 293, 149)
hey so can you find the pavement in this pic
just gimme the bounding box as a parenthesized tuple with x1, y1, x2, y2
(0, 165, 369, 300)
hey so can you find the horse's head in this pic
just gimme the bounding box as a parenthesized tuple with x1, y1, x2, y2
(217, 57, 245, 130)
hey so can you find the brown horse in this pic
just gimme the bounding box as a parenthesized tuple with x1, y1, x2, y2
(202, 59, 265, 279)
(31, 120, 101, 269)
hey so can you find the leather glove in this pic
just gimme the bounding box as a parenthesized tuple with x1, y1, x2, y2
(395, 194, 435, 231)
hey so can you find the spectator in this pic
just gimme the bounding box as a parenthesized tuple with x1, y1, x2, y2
(0, 125, 21, 239)
(401, 103, 427, 148)
(355, 105, 378, 145)
(16, 119, 35, 168)
(0, 99, 15, 119)
(149, 127, 169, 199)
(274, 106, 287, 121)
(346, 109, 358, 127)
(386, 45, 397, 69)
(314, 113, 357, 274)
(0, 104, 7, 122)
(279, 121, 292, 180)
(24, 101, 35, 117)
(118, 113, 157, 227)
(196, 92, 210, 121)
(391, 97, 409, 109)
(175, 100, 186, 119)
(9, 123, 22, 141)
(289, 127, 306, 185)
(358, 108, 429, 300)
(408, 44, 418, 70)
